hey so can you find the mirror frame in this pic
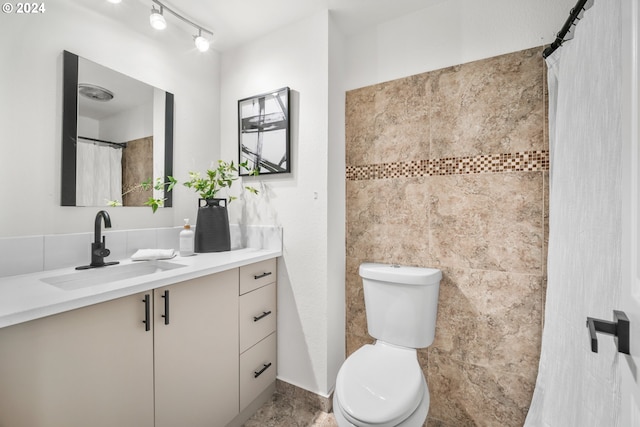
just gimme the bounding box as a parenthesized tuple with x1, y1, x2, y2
(61, 50, 174, 207)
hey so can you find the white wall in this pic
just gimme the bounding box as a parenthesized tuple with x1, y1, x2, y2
(101, 102, 153, 143)
(220, 11, 338, 396)
(345, 0, 576, 90)
(0, 0, 220, 237)
(327, 13, 346, 397)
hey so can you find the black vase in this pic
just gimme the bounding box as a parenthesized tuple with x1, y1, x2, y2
(194, 198, 231, 253)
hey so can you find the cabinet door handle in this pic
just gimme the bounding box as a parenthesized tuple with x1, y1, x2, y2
(254, 271, 272, 280)
(161, 290, 170, 325)
(142, 294, 150, 332)
(254, 362, 272, 378)
(253, 310, 272, 322)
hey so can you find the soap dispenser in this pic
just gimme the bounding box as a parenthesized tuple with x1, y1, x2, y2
(179, 219, 194, 257)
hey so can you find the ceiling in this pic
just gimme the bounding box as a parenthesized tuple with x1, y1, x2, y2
(109, 0, 446, 52)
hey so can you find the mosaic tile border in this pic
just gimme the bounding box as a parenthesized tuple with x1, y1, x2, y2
(345, 150, 549, 181)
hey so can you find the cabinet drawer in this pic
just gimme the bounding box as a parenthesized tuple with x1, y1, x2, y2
(240, 282, 276, 353)
(240, 332, 276, 410)
(240, 258, 276, 295)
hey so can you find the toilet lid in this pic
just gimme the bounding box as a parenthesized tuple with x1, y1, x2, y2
(336, 343, 424, 425)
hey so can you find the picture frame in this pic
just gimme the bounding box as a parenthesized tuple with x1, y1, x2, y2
(238, 87, 290, 175)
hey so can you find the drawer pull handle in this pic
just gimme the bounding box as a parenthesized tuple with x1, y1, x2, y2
(254, 362, 272, 378)
(253, 310, 272, 322)
(254, 271, 272, 280)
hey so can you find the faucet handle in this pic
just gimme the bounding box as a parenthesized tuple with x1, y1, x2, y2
(93, 247, 110, 257)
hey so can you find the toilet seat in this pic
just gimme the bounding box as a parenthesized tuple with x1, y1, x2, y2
(335, 342, 424, 426)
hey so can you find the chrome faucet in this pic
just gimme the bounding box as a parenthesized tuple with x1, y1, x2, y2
(76, 210, 120, 270)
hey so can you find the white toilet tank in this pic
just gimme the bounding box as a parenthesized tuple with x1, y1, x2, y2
(360, 263, 442, 349)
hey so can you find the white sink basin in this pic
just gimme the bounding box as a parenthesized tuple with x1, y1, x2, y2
(42, 261, 186, 291)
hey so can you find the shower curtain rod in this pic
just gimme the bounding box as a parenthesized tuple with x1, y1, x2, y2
(78, 136, 126, 149)
(543, 0, 592, 58)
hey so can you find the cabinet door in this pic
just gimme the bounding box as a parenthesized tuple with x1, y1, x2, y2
(154, 269, 240, 427)
(0, 292, 154, 427)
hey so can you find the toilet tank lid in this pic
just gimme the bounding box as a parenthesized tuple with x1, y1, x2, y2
(359, 263, 442, 286)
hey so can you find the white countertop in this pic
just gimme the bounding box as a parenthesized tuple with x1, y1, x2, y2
(0, 248, 280, 329)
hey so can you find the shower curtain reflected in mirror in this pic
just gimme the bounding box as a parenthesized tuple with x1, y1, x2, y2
(525, 0, 622, 426)
(76, 142, 122, 206)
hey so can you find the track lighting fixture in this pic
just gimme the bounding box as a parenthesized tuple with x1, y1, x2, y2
(149, 5, 167, 30)
(148, 0, 214, 51)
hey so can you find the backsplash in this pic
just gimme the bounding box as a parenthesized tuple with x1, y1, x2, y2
(345, 46, 548, 426)
(0, 224, 282, 278)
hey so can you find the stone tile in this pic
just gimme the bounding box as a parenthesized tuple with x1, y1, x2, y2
(346, 85, 377, 165)
(348, 222, 430, 267)
(345, 257, 372, 357)
(426, 417, 454, 427)
(431, 47, 545, 158)
(346, 176, 431, 267)
(432, 267, 543, 374)
(426, 353, 476, 426)
(346, 74, 431, 165)
(346, 177, 429, 227)
(428, 172, 544, 274)
(427, 351, 535, 427)
(244, 390, 337, 427)
(276, 380, 333, 413)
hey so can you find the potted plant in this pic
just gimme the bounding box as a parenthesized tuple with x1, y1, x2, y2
(182, 160, 258, 253)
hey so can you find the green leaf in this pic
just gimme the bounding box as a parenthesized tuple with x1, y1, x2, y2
(166, 176, 177, 192)
(245, 186, 259, 195)
(144, 197, 166, 214)
(140, 178, 153, 191)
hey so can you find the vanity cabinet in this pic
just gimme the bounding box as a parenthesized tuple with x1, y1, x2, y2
(0, 291, 155, 427)
(0, 259, 276, 427)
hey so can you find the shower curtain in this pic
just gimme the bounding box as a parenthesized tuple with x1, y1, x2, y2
(76, 142, 123, 206)
(524, 1, 622, 426)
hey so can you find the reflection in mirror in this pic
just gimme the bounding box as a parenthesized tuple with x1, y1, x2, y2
(61, 51, 173, 208)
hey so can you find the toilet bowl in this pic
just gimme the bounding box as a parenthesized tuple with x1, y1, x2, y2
(333, 263, 441, 427)
(333, 342, 429, 427)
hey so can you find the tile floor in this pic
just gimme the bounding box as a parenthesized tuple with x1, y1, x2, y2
(243, 391, 337, 427)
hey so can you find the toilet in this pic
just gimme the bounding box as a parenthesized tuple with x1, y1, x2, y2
(333, 263, 442, 427)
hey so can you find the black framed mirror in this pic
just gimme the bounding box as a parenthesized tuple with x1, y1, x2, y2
(61, 50, 174, 207)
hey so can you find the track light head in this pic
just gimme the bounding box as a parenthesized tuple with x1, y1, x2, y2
(194, 30, 210, 52)
(149, 6, 167, 30)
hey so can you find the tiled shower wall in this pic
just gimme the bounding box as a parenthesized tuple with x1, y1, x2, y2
(122, 136, 153, 206)
(345, 47, 548, 426)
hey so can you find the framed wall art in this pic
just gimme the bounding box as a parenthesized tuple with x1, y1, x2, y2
(238, 87, 290, 175)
